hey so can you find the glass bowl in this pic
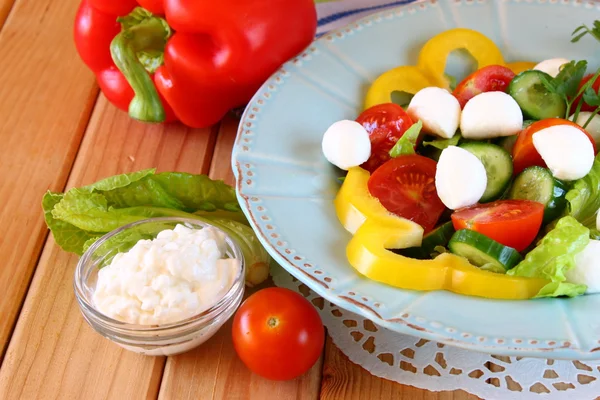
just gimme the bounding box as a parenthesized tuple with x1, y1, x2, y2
(74, 217, 245, 356)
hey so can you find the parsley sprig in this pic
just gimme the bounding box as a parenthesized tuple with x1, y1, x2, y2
(537, 22, 600, 129)
(572, 21, 600, 44)
(539, 60, 588, 119)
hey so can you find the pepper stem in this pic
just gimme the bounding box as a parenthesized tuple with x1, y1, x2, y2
(110, 8, 171, 123)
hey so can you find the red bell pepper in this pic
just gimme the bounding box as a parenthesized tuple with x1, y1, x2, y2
(74, 0, 317, 128)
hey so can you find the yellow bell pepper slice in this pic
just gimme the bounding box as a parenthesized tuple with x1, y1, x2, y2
(335, 167, 549, 300)
(364, 66, 433, 110)
(506, 61, 536, 75)
(364, 28, 506, 110)
(418, 28, 505, 88)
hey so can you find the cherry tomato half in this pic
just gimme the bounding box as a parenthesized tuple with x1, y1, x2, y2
(575, 74, 600, 112)
(368, 155, 446, 233)
(512, 118, 597, 175)
(232, 287, 325, 381)
(453, 65, 516, 108)
(451, 199, 544, 252)
(356, 103, 415, 173)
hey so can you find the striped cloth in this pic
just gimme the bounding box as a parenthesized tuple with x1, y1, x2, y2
(315, 0, 419, 37)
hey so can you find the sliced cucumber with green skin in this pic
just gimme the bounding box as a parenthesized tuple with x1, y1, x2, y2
(508, 70, 566, 120)
(523, 120, 536, 129)
(508, 166, 568, 223)
(495, 121, 534, 153)
(496, 135, 518, 154)
(398, 222, 455, 260)
(448, 229, 523, 271)
(459, 142, 513, 202)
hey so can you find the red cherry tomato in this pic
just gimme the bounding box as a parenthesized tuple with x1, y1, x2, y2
(232, 288, 325, 381)
(368, 155, 446, 233)
(356, 103, 415, 173)
(512, 118, 597, 175)
(451, 200, 544, 252)
(453, 65, 516, 108)
(575, 74, 600, 112)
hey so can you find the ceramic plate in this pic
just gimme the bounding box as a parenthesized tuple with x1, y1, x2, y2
(232, 0, 600, 360)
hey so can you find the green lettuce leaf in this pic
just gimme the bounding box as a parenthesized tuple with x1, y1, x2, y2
(535, 281, 587, 298)
(151, 172, 241, 212)
(480, 263, 506, 274)
(508, 216, 589, 297)
(422, 134, 461, 150)
(99, 172, 240, 212)
(82, 168, 156, 192)
(43, 169, 270, 286)
(389, 120, 423, 157)
(42, 192, 100, 255)
(52, 189, 145, 233)
(565, 153, 600, 229)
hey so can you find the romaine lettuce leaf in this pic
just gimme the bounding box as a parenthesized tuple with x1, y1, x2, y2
(422, 134, 461, 150)
(43, 169, 270, 286)
(82, 168, 156, 192)
(565, 153, 600, 229)
(42, 192, 100, 255)
(389, 120, 422, 157)
(508, 216, 589, 298)
(535, 281, 587, 298)
(43, 170, 264, 275)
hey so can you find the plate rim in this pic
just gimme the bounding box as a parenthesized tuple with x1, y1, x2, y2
(231, 0, 600, 360)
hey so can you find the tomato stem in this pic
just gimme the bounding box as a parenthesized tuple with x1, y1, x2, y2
(267, 317, 279, 328)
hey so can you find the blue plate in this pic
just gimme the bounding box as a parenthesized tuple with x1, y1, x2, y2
(232, 0, 600, 360)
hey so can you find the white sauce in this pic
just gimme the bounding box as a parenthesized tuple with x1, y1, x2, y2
(93, 224, 239, 326)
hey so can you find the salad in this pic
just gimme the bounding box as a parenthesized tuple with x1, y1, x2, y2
(323, 24, 600, 300)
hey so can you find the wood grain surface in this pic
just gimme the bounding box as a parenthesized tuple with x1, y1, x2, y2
(0, 0, 15, 29)
(0, 97, 217, 400)
(0, 0, 98, 359)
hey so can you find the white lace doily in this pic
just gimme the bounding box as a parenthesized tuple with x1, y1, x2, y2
(271, 264, 600, 400)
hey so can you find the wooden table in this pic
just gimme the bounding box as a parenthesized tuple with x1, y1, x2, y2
(0, 0, 479, 398)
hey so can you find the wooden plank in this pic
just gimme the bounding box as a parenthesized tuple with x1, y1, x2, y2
(158, 115, 324, 400)
(0, 96, 218, 399)
(320, 336, 481, 400)
(0, 0, 15, 30)
(0, 0, 99, 358)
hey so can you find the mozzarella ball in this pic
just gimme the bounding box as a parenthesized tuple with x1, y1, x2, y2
(435, 146, 487, 210)
(460, 92, 523, 139)
(321, 120, 371, 170)
(570, 112, 600, 146)
(407, 87, 461, 139)
(533, 58, 570, 78)
(532, 125, 594, 181)
(565, 240, 600, 294)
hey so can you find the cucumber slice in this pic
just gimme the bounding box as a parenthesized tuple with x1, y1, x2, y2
(523, 120, 536, 129)
(448, 229, 523, 271)
(398, 222, 455, 259)
(493, 121, 533, 154)
(496, 135, 518, 154)
(508, 70, 566, 120)
(508, 166, 568, 223)
(459, 142, 513, 202)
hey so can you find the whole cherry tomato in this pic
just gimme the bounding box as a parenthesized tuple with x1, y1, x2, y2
(232, 287, 325, 381)
(356, 103, 415, 173)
